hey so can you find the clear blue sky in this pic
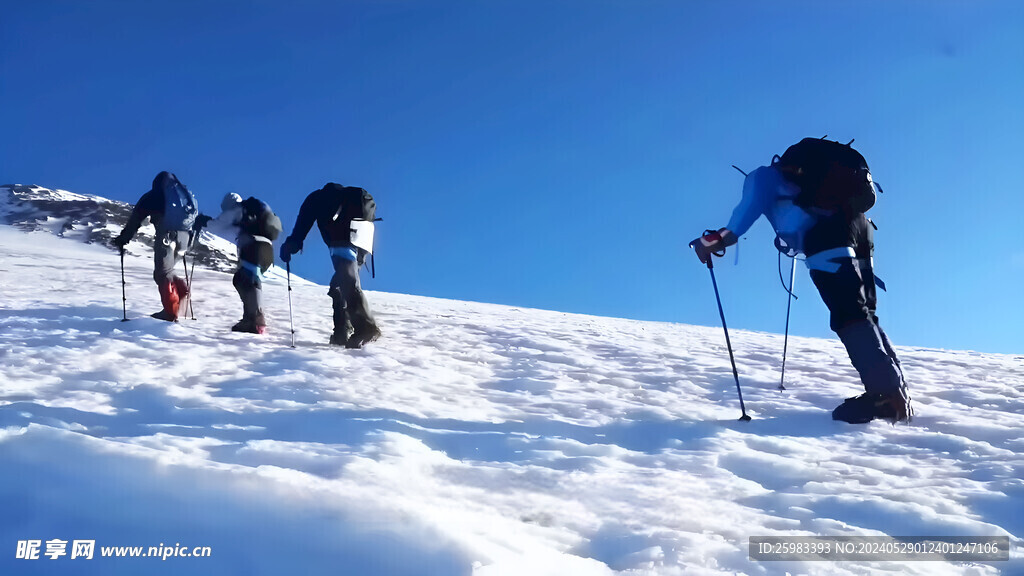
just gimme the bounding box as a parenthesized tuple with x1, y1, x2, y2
(2, 1, 1022, 355)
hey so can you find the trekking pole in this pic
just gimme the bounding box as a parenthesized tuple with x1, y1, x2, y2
(704, 257, 752, 421)
(188, 257, 196, 319)
(779, 255, 797, 390)
(286, 261, 296, 348)
(120, 249, 129, 322)
(182, 256, 196, 320)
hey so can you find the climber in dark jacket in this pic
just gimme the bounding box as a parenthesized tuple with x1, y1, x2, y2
(279, 183, 380, 349)
(112, 171, 198, 322)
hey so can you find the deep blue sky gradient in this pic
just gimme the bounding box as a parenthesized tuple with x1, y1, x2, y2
(3, 1, 1022, 354)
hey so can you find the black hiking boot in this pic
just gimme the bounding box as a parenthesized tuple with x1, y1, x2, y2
(151, 310, 178, 322)
(231, 312, 267, 335)
(231, 320, 265, 334)
(833, 393, 910, 424)
(345, 324, 381, 349)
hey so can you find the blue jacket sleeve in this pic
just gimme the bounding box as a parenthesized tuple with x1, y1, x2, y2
(725, 166, 773, 236)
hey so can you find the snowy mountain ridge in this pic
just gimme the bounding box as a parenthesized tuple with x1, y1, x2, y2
(0, 188, 1021, 575)
(1, 183, 238, 274)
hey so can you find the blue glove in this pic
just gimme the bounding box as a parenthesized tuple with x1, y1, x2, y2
(279, 237, 301, 263)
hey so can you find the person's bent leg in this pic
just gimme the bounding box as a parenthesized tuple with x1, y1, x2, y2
(835, 320, 903, 397)
(811, 260, 909, 422)
(172, 231, 191, 319)
(151, 231, 180, 321)
(328, 257, 354, 345)
(330, 255, 379, 348)
(232, 266, 265, 334)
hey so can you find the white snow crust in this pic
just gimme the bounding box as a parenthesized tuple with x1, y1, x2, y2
(0, 224, 1020, 575)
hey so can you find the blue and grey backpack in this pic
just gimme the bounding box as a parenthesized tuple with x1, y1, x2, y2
(158, 172, 198, 231)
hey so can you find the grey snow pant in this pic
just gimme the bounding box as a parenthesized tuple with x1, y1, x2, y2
(329, 255, 376, 338)
(232, 266, 263, 322)
(153, 229, 191, 286)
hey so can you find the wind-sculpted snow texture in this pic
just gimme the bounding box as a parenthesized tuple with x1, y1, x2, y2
(0, 223, 1021, 575)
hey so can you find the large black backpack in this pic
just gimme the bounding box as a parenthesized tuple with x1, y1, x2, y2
(238, 197, 282, 272)
(774, 137, 876, 215)
(323, 184, 378, 272)
(240, 197, 282, 241)
(326, 184, 376, 236)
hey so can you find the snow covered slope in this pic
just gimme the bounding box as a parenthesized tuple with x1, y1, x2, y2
(0, 212, 1021, 574)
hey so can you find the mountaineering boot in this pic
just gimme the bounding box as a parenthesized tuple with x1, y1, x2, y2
(151, 280, 179, 322)
(342, 296, 379, 349)
(345, 322, 381, 349)
(151, 309, 177, 322)
(232, 312, 267, 335)
(253, 311, 267, 334)
(339, 284, 379, 349)
(833, 319, 911, 423)
(231, 321, 267, 334)
(833, 392, 910, 424)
